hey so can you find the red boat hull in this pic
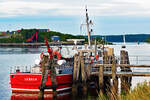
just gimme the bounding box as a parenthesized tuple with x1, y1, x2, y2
(11, 93, 72, 100)
(10, 74, 72, 94)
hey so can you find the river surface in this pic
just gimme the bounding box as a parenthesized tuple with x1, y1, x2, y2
(1, 43, 150, 100)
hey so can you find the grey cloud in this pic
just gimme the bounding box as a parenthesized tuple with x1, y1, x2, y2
(0, 0, 150, 17)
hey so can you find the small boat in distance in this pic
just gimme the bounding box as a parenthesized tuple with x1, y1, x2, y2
(122, 34, 126, 48)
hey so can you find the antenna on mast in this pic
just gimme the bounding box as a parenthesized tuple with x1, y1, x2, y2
(80, 6, 93, 47)
(123, 34, 126, 45)
(85, 5, 87, 12)
(85, 6, 92, 47)
(122, 32, 126, 49)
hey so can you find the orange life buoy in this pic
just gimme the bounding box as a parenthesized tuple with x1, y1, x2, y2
(95, 54, 99, 60)
(56, 52, 61, 60)
(90, 56, 94, 64)
(53, 50, 61, 60)
(40, 52, 43, 59)
(53, 50, 57, 55)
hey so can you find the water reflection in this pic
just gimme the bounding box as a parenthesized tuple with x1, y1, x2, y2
(10, 87, 98, 100)
(0, 47, 45, 54)
(11, 92, 72, 100)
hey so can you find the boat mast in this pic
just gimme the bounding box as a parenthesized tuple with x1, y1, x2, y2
(122, 33, 126, 48)
(123, 34, 126, 45)
(85, 6, 92, 47)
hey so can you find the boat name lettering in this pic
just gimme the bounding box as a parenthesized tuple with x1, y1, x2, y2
(24, 78, 38, 81)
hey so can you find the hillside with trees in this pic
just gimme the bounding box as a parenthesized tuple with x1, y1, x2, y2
(0, 29, 112, 45)
(0, 29, 86, 43)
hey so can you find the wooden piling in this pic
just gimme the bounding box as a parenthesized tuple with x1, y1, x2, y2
(38, 55, 48, 100)
(80, 52, 88, 95)
(99, 65, 104, 93)
(38, 55, 58, 100)
(48, 58, 57, 97)
(72, 51, 89, 95)
(72, 59, 78, 97)
(103, 50, 111, 94)
(72, 54, 79, 95)
(95, 39, 97, 57)
(73, 54, 78, 81)
(86, 64, 91, 80)
(81, 55, 86, 82)
(120, 50, 132, 95)
(111, 55, 118, 100)
(76, 55, 81, 81)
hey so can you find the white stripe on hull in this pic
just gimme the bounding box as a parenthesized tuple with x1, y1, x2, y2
(12, 87, 72, 92)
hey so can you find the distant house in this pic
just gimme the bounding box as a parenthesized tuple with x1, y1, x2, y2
(37, 29, 50, 32)
(1, 32, 6, 35)
(51, 36, 60, 42)
(0, 32, 10, 38)
(17, 30, 21, 33)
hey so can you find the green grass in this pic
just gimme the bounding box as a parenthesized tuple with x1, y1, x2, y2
(121, 82, 150, 100)
(98, 82, 150, 100)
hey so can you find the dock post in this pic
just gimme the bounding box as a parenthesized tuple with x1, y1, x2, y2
(95, 39, 97, 57)
(48, 58, 57, 99)
(86, 64, 91, 80)
(103, 51, 111, 94)
(120, 50, 132, 95)
(72, 54, 78, 94)
(76, 54, 81, 81)
(99, 65, 104, 93)
(38, 55, 58, 100)
(111, 55, 118, 100)
(80, 52, 88, 95)
(38, 55, 48, 100)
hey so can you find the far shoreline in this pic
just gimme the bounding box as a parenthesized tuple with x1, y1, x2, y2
(0, 42, 83, 47)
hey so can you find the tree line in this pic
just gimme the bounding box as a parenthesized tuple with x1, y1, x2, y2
(0, 29, 108, 44)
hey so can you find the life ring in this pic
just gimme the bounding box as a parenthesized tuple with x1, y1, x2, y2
(40, 52, 43, 59)
(53, 50, 61, 60)
(90, 56, 94, 64)
(95, 54, 99, 60)
(56, 52, 61, 60)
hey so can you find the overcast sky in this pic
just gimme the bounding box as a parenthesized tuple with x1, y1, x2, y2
(0, 0, 150, 35)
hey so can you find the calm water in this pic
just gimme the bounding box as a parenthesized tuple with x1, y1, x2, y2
(0, 46, 96, 100)
(1, 43, 150, 100)
(0, 47, 40, 100)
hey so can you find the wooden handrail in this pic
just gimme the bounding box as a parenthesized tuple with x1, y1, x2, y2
(94, 64, 150, 68)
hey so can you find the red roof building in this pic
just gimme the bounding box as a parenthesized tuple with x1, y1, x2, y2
(37, 29, 50, 32)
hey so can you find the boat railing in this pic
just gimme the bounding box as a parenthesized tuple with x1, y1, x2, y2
(114, 55, 150, 65)
(10, 62, 73, 74)
(90, 55, 150, 74)
(10, 66, 32, 74)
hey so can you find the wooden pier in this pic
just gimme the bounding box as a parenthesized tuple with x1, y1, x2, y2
(72, 46, 150, 100)
(35, 42, 150, 100)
